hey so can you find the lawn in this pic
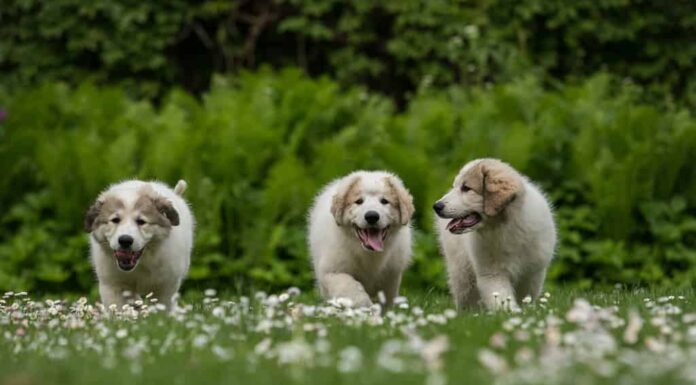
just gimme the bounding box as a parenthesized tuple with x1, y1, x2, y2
(2, 287, 695, 385)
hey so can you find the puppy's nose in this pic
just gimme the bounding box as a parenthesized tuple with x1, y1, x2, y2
(118, 235, 134, 248)
(433, 201, 445, 214)
(364, 211, 380, 224)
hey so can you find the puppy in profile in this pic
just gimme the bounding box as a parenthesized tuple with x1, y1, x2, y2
(433, 159, 556, 311)
(84, 180, 194, 309)
(309, 171, 415, 308)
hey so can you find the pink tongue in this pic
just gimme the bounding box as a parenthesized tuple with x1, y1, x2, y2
(462, 214, 479, 226)
(114, 250, 136, 262)
(365, 230, 384, 252)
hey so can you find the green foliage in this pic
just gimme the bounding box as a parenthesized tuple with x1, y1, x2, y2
(0, 69, 695, 294)
(1, 0, 694, 105)
(0, 0, 190, 97)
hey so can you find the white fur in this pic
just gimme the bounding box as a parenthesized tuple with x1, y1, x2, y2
(435, 160, 556, 311)
(89, 180, 194, 309)
(308, 171, 413, 307)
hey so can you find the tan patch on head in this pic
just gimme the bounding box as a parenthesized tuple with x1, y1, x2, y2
(134, 187, 180, 227)
(84, 195, 124, 232)
(469, 159, 523, 216)
(477, 159, 522, 216)
(460, 164, 485, 195)
(331, 175, 362, 226)
(384, 176, 415, 225)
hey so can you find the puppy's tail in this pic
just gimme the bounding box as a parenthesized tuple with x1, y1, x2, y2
(174, 180, 188, 196)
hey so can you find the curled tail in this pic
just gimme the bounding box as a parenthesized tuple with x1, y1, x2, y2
(174, 180, 188, 196)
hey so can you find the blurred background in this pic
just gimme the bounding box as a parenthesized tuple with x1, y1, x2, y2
(0, 0, 695, 295)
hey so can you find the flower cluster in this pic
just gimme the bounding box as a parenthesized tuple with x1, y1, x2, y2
(478, 294, 696, 385)
(4, 289, 693, 384)
(1, 289, 453, 381)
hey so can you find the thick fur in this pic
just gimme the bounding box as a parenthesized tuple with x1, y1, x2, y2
(85, 180, 194, 309)
(309, 171, 414, 307)
(434, 159, 556, 311)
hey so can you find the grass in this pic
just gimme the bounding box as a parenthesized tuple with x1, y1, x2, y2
(1, 287, 695, 385)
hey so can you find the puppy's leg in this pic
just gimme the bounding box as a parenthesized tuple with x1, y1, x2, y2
(320, 273, 372, 307)
(447, 258, 480, 311)
(379, 269, 403, 307)
(515, 269, 547, 304)
(99, 283, 127, 308)
(152, 281, 182, 311)
(476, 273, 519, 312)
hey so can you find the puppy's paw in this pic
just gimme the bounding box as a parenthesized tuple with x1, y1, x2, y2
(351, 296, 373, 308)
(328, 295, 373, 309)
(483, 292, 520, 313)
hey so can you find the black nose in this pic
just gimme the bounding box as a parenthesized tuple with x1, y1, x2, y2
(365, 211, 380, 224)
(433, 201, 445, 214)
(118, 235, 134, 248)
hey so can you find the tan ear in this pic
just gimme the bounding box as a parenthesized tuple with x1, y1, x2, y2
(480, 160, 523, 217)
(330, 176, 361, 226)
(385, 176, 415, 225)
(84, 200, 103, 232)
(154, 198, 180, 226)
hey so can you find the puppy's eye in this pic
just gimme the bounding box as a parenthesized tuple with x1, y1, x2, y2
(355, 198, 364, 205)
(136, 219, 146, 226)
(461, 185, 472, 192)
(380, 198, 389, 205)
(111, 217, 121, 224)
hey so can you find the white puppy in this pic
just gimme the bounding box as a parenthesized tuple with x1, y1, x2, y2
(309, 171, 415, 307)
(84, 180, 194, 309)
(433, 159, 556, 311)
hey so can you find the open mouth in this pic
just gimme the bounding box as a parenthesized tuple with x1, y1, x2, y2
(446, 213, 482, 234)
(354, 226, 388, 252)
(113, 249, 143, 271)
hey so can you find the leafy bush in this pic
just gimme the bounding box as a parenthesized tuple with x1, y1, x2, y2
(1, 0, 694, 105)
(0, 69, 694, 294)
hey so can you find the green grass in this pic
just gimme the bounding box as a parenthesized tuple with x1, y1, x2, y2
(1, 287, 695, 385)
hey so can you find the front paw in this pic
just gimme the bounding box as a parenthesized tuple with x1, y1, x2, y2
(484, 292, 520, 312)
(329, 295, 373, 308)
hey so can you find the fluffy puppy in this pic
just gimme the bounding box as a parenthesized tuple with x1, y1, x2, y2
(433, 159, 556, 311)
(84, 180, 194, 309)
(309, 171, 415, 307)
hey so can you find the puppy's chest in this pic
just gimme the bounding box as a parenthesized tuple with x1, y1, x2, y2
(470, 230, 536, 265)
(346, 255, 387, 282)
(116, 260, 169, 292)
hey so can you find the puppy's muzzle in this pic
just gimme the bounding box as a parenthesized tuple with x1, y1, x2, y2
(364, 210, 380, 225)
(118, 235, 134, 248)
(114, 235, 142, 272)
(433, 201, 445, 216)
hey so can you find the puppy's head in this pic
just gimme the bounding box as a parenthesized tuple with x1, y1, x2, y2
(84, 185, 180, 272)
(331, 172, 414, 252)
(433, 159, 523, 234)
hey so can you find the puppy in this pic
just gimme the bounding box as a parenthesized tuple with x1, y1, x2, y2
(433, 159, 556, 311)
(84, 180, 194, 309)
(309, 171, 415, 308)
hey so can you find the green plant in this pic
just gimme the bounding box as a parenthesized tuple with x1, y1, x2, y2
(0, 70, 694, 294)
(2, 0, 694, 106)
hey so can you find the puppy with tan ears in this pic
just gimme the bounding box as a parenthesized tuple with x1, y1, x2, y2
(433, 159, 556, 311)
(309, 171, 415, 308)
(84, 180, 194, 309)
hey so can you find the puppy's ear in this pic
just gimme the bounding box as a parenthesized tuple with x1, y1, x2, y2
(84, 200, 103, 232)
(385, 176, 415, 225)
(330, 176, 361, 226)
(154, 198, 180, 226)
(480, 160, 523, 217)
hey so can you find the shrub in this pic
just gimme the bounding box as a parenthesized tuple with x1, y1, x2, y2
(0, 69, 694, 294)
(1, 0, 694, 106)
